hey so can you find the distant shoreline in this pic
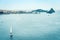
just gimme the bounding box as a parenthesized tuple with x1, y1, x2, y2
(0, 8, 55, 14)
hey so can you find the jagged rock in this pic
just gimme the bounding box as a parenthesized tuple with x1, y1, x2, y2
(47, 8, 55, 14)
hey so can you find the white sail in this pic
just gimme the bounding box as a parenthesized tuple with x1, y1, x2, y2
(10, 26, 13, 34)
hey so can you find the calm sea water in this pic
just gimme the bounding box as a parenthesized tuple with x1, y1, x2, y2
(0, 11, 60, 40)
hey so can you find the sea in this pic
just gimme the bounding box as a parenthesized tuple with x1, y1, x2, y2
(0, 11, 60, 40)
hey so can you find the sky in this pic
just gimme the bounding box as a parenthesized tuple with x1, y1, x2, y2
(0, 0, 60, 10)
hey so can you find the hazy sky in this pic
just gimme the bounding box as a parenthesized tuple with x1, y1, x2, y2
(0, 0, 60, 10)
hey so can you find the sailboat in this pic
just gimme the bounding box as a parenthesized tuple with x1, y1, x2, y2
(10, 26, 13, 38)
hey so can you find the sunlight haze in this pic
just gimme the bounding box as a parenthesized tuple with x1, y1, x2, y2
(0, 0, 60, 10)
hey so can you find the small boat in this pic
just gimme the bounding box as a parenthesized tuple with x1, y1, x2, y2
(10, 26, 13, 38)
